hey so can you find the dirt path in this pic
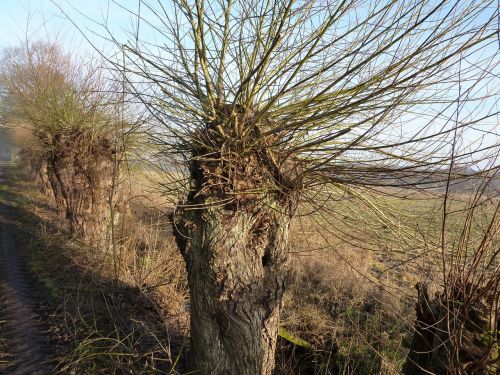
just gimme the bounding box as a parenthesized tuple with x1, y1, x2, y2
(0, 167, 55, 374)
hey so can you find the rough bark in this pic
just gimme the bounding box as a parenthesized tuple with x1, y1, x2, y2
(46, 131, 119, 245)
(46, 157, 67, 218)
(175, 201, 293, 374)
(403, 282, 499, 375)
(38, 158, 54, 198)
(172, 107, 302, 374)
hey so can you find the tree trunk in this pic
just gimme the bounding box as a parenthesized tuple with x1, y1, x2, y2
(46, 131, 119, 245)
(173, 125, 303, 372)
(175, 199, 293, 374)
(172, 105, 303, 374)
(38, 158, 54, 198)
(46, 157, 67, 219)
(403, 282, 499, 375)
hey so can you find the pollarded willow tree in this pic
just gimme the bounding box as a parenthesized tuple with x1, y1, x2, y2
(0, 41, 125, 244)
(96, 0, 499, 373)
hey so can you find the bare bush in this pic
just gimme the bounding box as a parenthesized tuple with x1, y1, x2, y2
(404, 168, 499, 374)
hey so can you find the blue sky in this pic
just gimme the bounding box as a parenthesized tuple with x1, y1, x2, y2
(0, 1, 137, 52)
(1, 0, 498, 169)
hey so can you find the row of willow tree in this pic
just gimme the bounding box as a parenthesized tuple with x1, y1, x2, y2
(1, 0, 499, 373)
(0, 41, 127, 245)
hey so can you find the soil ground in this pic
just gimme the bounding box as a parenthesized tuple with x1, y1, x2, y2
(0, 165, 56, 374)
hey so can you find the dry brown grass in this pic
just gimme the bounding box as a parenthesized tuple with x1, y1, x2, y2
(5, 165, 188, 373)
(11, 163, 460, 374)
(276, 243, 414, 374)
(118, 169, 417, 374)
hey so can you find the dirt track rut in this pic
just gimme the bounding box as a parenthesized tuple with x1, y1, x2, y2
(0, 167, 55, 374)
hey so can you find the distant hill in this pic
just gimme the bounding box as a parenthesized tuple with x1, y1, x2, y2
(328, 163, 500, 195)
(444, 166, 499, 194)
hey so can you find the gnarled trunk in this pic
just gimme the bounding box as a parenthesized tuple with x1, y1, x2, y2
(403, 282, 499, 375)
(175, 200, 293, 374)
(173, 107, 302, 374)
(46, 131, 119, 245)
(38, 158, 54, 198)
(46, 158, 67, 218)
